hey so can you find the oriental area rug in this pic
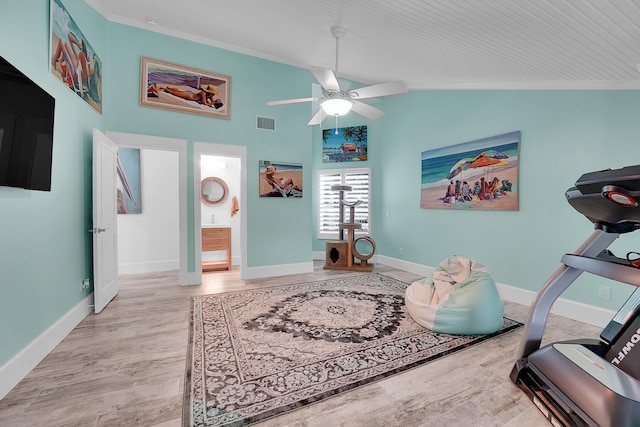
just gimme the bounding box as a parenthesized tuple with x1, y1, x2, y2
(183, 274, 521, 427)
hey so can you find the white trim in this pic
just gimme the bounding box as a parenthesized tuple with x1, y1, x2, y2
(495, 283, 615, 328)
(105, 131, 190, 285)
(244, 261, 314, 280)
(0, 294, 93, 400)
(193, 142, 247, 282)
(118, 260, 179, 275)
(375, 254, 435, 278)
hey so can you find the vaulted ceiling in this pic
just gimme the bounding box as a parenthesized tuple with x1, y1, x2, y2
(85, 0, 640, 89)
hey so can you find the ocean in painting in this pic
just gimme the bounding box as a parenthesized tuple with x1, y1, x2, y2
(421, 132, 520, 189)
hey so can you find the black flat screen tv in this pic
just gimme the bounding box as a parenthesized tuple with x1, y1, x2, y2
(0, 55, 55, 191)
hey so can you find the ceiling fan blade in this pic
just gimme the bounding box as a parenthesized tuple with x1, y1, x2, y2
(310, 68, 340, 93)
(348, 81, 407, 100)
(350, 100, 384, 120)
(307, 108, 328, 125)
(266, 96, 322, 106)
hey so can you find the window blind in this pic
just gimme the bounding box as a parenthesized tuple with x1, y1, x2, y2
(318, 168, 370, 239)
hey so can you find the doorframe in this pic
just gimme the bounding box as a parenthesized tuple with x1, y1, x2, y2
(194, 142, 247, 281)
(105, 131, 193, 285)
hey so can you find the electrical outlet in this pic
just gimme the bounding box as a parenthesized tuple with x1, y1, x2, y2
(82, 279, 90, 290)
(598, 285, 611, 300)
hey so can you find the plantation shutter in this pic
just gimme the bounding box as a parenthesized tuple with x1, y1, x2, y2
(318, 168, 370, 239)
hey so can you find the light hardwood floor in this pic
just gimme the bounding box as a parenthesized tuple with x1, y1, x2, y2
(0, 263, 601, 426)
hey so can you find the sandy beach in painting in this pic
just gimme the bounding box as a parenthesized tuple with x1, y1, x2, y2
(420, 163, 518, 210)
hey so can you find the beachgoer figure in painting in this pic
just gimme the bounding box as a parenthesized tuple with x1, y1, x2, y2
(472, 181, 481, 200)
(445, 180, 456, 203)
(479, 177, 487, 200)
(455, 180, 461, 199)
(486, 177, 500, 199)
(52, 32, 87, 89)
(461, 181, 471, 201)
(161, 85, 223, 108)
(264, 165, 301, 196)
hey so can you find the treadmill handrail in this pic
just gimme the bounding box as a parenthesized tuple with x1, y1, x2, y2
(516, 229, 620, 359)
(561, 254, 640, 288)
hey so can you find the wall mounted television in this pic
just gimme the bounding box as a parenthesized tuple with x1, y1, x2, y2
(0, 55, 55, 191)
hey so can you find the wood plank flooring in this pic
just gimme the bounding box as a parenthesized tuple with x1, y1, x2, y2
(0, 263, 601, 426)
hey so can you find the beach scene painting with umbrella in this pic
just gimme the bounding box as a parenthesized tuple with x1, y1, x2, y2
(420, 131, 520, 210)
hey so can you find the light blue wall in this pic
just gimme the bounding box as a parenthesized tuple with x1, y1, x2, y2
(374, 90, 640, 310)
(103, 22, 314, 270)
(2, 0, 639, 371)
(0, 0, 106, 365)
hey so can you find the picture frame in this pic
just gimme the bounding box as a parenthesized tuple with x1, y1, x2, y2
(322, 126, 368, 163)
(259, 160, 303, 198)
(50, 0, 103, 114)
(140, 56, 231, 119)
(420, 131, 520, 211)
(117, 148, 142, 214)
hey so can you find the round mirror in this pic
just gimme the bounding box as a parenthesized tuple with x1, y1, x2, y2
(201, 177, 229, 206)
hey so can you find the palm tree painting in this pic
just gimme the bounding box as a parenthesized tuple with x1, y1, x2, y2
(322, 126, 368, 163)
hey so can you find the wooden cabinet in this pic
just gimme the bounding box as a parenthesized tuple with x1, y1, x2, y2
(202, 226, 231, 271)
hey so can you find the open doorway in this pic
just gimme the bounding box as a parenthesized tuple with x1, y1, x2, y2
(194, 142, 247, 282)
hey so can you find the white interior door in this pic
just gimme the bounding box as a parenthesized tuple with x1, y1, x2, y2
(92, 129, 119, 313)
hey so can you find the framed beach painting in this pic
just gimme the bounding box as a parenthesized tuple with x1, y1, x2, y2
(140, 56, 230, 119)
(322, 126, 368, 163)
(50, 0, 102, 113)
(420, 131, 520, 211)
(259, 160, 303, 198)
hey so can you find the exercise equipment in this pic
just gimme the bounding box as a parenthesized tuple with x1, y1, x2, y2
(511, 165, 640, 426)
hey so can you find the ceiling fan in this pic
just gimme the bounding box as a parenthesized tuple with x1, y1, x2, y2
(266, 26, 408, 125)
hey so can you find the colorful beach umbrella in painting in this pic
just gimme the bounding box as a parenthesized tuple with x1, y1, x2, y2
(447, 158, 474, 180)
(469, 156, 507, 169)
(476, 149, 509, 160)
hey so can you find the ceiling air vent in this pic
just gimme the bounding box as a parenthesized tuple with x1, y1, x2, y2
(257, 116, 276, 131)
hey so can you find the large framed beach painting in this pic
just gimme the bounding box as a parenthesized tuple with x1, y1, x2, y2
(259, 160, 303, 198)
(322, 126, 368, 163)
(140, 57, 230, 119)
(420, 131, 520, 211)
(50, 0, 102, 113)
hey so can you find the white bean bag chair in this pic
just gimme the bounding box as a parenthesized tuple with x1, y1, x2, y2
(405, 256, 504, 335)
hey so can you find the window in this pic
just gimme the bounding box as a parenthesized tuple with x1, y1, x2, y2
(318, 168, 370, 239)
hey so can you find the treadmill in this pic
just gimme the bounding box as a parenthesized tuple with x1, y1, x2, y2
(510, 165, 640, 426)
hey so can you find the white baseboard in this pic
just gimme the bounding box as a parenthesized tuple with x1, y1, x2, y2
(118, 259, 179, 275)
(324, 253, 616, 328)
(0, 293, 93, 400)
(244, 261, 314, 280)
(495, 283, 615, 328)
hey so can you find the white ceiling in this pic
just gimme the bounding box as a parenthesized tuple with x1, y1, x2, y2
(85, 0, 640, 89)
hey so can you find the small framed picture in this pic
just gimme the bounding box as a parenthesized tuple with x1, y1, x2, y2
(259, 161, 303, 198)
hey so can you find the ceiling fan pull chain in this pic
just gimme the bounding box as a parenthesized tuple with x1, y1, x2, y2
(335, 115, 339, 134)
(334, 34, 340, 77)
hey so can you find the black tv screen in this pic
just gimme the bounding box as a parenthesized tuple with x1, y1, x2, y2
(0, 56, 55, 191)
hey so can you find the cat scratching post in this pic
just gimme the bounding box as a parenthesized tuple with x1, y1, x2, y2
(324, 185, 375, 272)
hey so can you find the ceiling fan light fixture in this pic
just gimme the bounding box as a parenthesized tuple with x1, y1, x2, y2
(321, 98, 352, 116)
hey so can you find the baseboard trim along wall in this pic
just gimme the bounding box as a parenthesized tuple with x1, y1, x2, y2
(0, 293, 93, 400)
(2, 255, 615, 400)
(376, 254, 615, 328)
(118, 259, 180, 275)
(244, 261, 314, 280)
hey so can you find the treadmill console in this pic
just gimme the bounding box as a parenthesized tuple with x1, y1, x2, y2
(566, 165, 640, 233)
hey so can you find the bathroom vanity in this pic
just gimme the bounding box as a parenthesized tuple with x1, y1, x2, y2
(201, 225, 231, 271)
